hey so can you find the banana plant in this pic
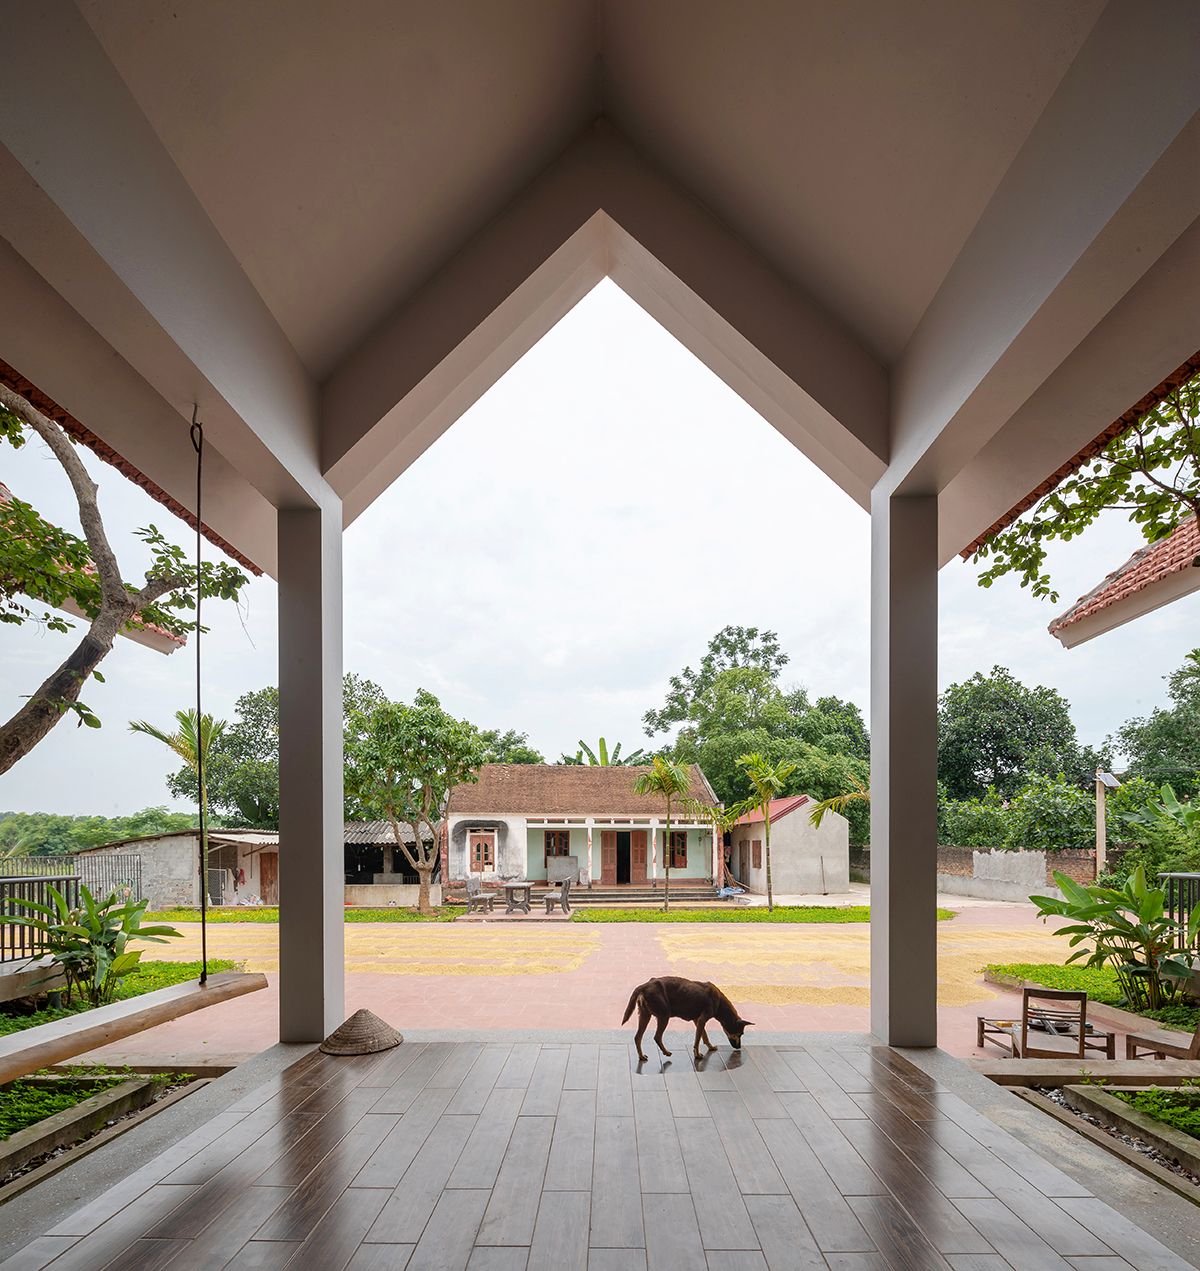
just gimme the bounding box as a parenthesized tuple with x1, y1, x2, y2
(4, 884, 182, 1006)
(1030, 867, 1200, 1011)
(566, 737, 648, 766)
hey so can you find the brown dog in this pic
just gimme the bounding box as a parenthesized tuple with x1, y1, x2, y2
(621, 976, 753, 1062)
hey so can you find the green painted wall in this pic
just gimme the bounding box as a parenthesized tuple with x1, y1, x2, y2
(525, 827, 589, 880)
(523, 827, 712, 880)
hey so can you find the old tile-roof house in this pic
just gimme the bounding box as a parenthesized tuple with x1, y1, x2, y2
(443, 763, 718, 886)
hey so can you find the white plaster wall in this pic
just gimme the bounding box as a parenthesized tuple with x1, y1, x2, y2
(732, 807, 849, 895)
(446, 814, 527, 881)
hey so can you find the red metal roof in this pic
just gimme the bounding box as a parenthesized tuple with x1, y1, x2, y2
(1048, 516, 1200, 637)
(733, 795, 811, 826)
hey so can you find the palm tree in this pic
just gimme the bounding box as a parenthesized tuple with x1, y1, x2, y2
(808, 781, 870, 829)
(129, 709, 225, 895)
(634, 756, 692, 912)
(734, 753, 798, 911)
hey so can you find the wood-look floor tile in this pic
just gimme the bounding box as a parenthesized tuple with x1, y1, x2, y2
(223, 1240, 303, 1269)
(642, 1193, 706, 1271)
(596, 1048, 634, 1118)
(564, 1043, 599, 1090)
(465, 1249, 528, 1270)
(476, 1117, 555, 1246)
(0, 1236, 78, 1271)
(407, 1188, 490, 1271)
(526, 1188, 589, 1271)
(674, 1118, 759, 1250)
(741, 1195, 826, 1271)
(155, 1185, 292, 1270)
(447, 1086, 524, 1190)
(521, 1047, 568, 1117)
(953, 1199, 1073, 1271)
(544, 1089, 596, 1192)
(286, 1186, 390, 1271)
(446, 1046, 511, 1116)
(632, 1089, 688, 1194)
(353, 1088, 455, 1188)
(589, 1117, 643, 1249)
(366, 1115, 476, 1244)
(704, 1254, 769, 1270)
(704, 1091, 787, 1195)
(346, 1242, 414, 1269)
(848, 1194, 955, 1270)
(1054, 1198, 1196, 1271)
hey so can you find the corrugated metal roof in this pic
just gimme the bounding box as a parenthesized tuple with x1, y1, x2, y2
(343, 820, 420, 845)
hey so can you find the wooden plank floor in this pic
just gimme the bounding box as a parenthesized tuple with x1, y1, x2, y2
(2, 1040, 1192, 1270)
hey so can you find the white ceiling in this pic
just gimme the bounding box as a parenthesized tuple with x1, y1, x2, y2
(78, 0, 1103, 375)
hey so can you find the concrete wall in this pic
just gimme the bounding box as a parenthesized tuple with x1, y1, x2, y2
(852, 844, 1126, 900)
(79, 835, 278, 908)
(344, 883, 442, 907)
(731, 808, 849, 895)
(525, 827, 588, 882)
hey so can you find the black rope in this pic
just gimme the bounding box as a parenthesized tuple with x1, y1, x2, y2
(190, 407, 208, 987)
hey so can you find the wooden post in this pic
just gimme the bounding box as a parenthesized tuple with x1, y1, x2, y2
(1095, 769, 1107, 880)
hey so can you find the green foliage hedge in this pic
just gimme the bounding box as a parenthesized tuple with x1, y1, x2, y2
(0, 959, 236, 1037)
(985, 962, 1200, 1031)
(145, 907, 465, 924)
(1111, 1087, 1200, 1141)
(572, 906, 956, 924)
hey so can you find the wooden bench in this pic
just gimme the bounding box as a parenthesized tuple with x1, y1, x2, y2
(0, 970, 268, 1084)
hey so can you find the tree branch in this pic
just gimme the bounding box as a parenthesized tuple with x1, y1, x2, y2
(0, 385, 125, 606)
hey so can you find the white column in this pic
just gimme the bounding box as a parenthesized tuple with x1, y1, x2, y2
(585, 819, 594, 887)
(870, 490, 938, 1047)
(278, 496, 345, 1043)
(711, 828, 719, 883)
(649, 821, 658, 880)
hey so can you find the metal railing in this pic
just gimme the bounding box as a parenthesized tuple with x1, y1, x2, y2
(0, 853, 143, 902)
(1161, 871, 1200, 951)
(1, 872, 80, 963)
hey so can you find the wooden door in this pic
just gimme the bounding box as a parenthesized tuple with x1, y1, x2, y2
(469, 830, 494, 872)
(630, 830, 648, 883)
(260, 852, 278, 905)
(600, 831, 617, 884)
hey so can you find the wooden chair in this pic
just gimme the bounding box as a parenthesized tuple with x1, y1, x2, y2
(545, 877, 572, 915)
(978, 988, 1115, 1059)
(1125, 1021, 1200, 1060)
(465, 875, 493, 914)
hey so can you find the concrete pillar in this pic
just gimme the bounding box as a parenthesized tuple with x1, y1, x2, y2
(585, 819, 594, 888)
(649, 822, 658, 880)
(869, 491, 938, 1047)
(278, 497, 345, 1042)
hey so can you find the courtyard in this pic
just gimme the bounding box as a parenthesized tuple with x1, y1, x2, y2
(78, 902, 1071, 1066)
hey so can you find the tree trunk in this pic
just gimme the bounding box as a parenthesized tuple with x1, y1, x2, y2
(416, 863, 434, 915)
(663, 801, 671, 914)
(765, 815, 774, 912)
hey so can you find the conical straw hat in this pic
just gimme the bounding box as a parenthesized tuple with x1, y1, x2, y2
(319, 1008, 403, 1055)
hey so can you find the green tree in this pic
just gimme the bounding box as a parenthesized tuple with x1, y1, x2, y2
(344, 689, 485, 913)
(644, 626, 788, 736)
(1117, 649, 1200, 798)
(0, 808, 202, 857)
(166, 674, 390, 826)
(0, 390, 247, 772)
(1001, 773, 1093, 852)
(733, 753, 798, 910)
(478, 728, 545, 764)
(633, 757, 693, 913)
(938, 666, 1083, 800)
(972, 370, 1200, 602)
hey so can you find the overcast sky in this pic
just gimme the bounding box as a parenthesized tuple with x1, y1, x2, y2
(3, 280, 1198, 816)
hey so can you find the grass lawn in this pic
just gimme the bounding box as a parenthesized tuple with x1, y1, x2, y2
(146, 907, 465, 924)
(1111, 1087, 1200, 1141)
(0, 959, 237, 1038)
(985, 961, 1200, 1032)
(572, 906, 957, 923)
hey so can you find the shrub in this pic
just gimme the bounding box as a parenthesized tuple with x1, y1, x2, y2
(939, 787, 1009, 847)
(1030, 867, 1200, 1012)
(4, 885, 182, 1007)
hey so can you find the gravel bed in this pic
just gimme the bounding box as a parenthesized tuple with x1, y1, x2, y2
(0, 1077, 196, 1187)
(1036, 1085, 1200, 1187)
